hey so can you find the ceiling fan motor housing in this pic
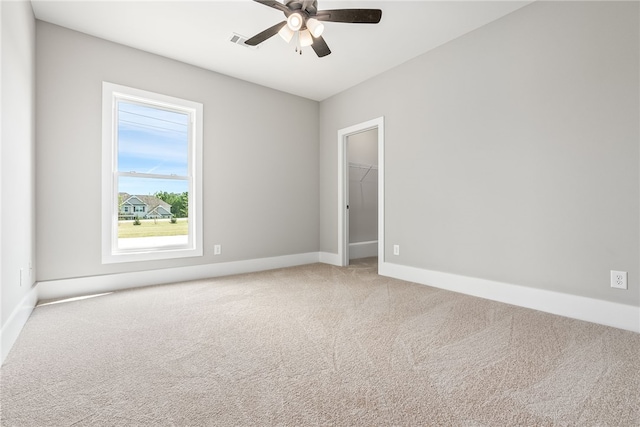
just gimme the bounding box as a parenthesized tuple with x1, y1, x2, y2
(284, 1, 319, 15)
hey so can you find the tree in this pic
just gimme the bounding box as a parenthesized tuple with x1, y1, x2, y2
(155, 191, 188, 218)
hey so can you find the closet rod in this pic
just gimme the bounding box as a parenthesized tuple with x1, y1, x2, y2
(349, 162, 378, 170)
(349, 162, 377, 182)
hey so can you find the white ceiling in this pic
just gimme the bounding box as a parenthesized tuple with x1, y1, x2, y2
(31, 0, 533, 101)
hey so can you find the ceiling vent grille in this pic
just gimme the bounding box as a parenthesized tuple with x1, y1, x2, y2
(229, 33, 258, 50)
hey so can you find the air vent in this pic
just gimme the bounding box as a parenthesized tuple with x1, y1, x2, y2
(229, 33, 258, 50)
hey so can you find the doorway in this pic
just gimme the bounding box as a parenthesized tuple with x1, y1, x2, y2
(338, 117, 384, 268)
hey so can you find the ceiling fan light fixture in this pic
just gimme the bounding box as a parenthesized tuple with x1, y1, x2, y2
(306, 18, 324, 38)
(287, 13, 303, 31)
(246, 1, 383, 58)
(278, 25, 295, 43)
(299, 29, 313, 47)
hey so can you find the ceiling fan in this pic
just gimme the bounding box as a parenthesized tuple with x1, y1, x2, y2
(245, 0, 382, 57)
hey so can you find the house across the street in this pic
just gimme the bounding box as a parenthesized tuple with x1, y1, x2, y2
(119, 193, 172, 220)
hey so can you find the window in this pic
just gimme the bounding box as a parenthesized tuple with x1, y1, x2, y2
(102, 82, 203, 263)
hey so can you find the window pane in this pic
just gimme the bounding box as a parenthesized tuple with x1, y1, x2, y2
(117, 101, 189, 176)
(117, 176, 189, 249)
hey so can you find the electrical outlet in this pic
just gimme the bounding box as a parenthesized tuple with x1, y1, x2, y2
(610, 270, 627, 290)
(214, 244, 221, 255)
(393, 245, 400, 256)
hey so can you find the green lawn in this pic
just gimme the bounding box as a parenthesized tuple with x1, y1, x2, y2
(118, 218, 188, 238)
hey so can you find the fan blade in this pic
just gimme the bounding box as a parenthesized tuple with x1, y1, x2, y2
(245, 21, 287, 46)
(311, 35, 331, 58)
(253, 0, 289, 14)
(315, 9, 382, 24)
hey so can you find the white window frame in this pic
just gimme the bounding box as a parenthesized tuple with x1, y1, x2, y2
(102, 82, 203, 263)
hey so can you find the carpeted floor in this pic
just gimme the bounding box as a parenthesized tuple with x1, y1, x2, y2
(1, 258, 639, 426)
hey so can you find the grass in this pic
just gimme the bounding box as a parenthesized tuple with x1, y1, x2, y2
(118, 218, 188, 238)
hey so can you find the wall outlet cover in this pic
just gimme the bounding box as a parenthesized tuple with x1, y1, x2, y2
(610, 270, 627, 290)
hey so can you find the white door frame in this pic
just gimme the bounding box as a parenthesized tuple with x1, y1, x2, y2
(338, 116, 385, 268)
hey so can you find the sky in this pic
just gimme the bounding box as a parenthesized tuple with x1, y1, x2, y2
(117, 101, 189, 196)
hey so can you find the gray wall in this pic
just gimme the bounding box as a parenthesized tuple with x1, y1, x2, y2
(1, 1, 37, 327)
(36, 22, 319, 281)
(348, 129, 378, 244)
(320, 1, 639, 306)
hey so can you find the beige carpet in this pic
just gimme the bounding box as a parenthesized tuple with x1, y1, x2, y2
(1, 258, 639, 426)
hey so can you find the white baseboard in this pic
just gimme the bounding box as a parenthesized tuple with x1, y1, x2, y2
(1, 285, 39, 365)
(319, 251, 341, 266)
(38, 252, 321, 302)
(379, 261, 640, 333)
(13, 256, 638, 367)
(349, 241, 378, 260)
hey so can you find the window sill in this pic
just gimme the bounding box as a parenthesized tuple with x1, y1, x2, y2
(103, 237, 202, 264)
